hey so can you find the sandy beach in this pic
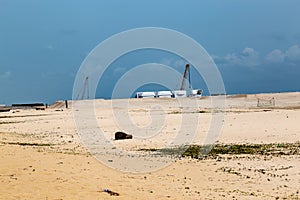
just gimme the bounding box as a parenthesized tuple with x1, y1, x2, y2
(0, 92, 299, 199)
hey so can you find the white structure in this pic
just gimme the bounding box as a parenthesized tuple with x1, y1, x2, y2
(136, 92, 156, 98)
(156, 91, 173, 98)
(135, 63, 204, 99)
(190, 89, 203, 97)
(135, 89, 203, 99)
(172, 90, 187, 98)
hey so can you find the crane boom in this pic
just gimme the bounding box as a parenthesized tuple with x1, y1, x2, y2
(180, 64, 190, 90)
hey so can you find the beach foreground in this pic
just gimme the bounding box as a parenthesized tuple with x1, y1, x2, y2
(0, 92, 299, 199)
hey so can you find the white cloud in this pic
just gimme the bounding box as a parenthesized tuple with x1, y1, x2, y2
(160, 58, 187, 69)
(213, 45, 300, 68)
(265, 45, 300, 65)
(285, 45, 300, 62)
(173, 59, 186, 69)
(265, 49, 285, 63)
(214, 47, 260, 67)
(0, 71, 11, 79)
(46, 45, 54, 50)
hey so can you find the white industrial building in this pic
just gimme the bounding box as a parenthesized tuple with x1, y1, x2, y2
(135, 64, 203, 99)
(156, 91, 173, 98)
(135, 92, 156, 98)
(172, 90, 187, 98)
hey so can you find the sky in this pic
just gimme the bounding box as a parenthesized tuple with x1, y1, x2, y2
(0, 0, 300, 105)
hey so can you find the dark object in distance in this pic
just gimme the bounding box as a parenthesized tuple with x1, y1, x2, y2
(12, 103, 44, 107)
(211, 93, 226, 96)
(36, 107, 45, 110)
(0, 107, 11, 112)
(65, 100, 68, 108)
(115, 131, 133, 140)
(102, 188, 120, 196)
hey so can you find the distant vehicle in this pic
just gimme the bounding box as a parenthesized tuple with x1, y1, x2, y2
(0, 106, 10, 112)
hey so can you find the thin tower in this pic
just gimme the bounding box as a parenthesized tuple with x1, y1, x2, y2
(81, 76, 89, 99)
(76, 76, 89, 100)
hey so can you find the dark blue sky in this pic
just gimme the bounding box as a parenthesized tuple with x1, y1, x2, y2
(0, 1, 300, 104)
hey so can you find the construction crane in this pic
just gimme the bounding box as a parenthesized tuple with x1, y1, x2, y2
(81, 76, 89, 99)
(180, 64, 191, 90)
(76, 76, 89, 100)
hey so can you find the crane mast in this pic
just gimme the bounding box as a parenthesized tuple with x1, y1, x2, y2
(81, 76, 89, 99)
(76, 76, 89, 100)
(180, 64, 190, 90)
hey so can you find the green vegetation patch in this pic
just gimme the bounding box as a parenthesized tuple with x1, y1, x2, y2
(140, 142, 300, 159)
(5, 142, 52, 146)
(182, 143, 300, 158)
(0, 121, 25, 124)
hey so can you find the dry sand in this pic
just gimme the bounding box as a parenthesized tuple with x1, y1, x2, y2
(0, 92, 299, 199)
